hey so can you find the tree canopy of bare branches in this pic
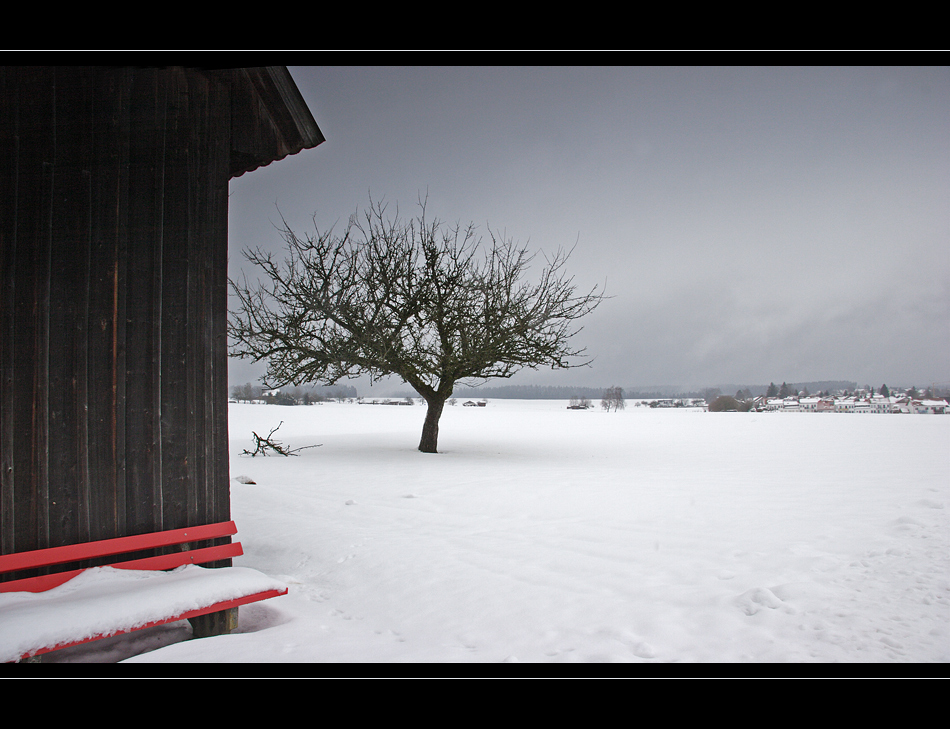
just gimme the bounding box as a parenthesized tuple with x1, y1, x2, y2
(229, 199, 604, 453)
(601, 386, 625, 412)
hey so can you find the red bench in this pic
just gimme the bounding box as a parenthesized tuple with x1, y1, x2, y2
(0, 520, 287, 662)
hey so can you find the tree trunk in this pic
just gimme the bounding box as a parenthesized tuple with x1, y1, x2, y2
(418, 394, 446, 453)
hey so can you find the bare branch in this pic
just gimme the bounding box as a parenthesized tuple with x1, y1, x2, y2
(240, 422, 322, 457)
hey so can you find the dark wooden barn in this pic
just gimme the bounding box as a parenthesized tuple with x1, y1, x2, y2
(0, 66, 324, 568)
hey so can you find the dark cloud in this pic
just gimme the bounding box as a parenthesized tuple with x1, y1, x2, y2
(227, 66, 949, 393)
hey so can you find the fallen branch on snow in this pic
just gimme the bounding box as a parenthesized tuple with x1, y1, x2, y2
(241, 422, 321, 457)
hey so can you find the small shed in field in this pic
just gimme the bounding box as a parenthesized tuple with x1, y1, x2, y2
(0, 66, 324, 565)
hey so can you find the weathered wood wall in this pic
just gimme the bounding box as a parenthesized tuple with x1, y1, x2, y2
(0, 66, 319, 563)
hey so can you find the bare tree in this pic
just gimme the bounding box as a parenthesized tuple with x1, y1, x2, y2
(231, 382, 261, 402)
(229, 198, 604, 453)
(601, 386, 625, 412)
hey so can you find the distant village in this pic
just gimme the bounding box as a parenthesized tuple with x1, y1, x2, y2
(747, 390, 947, 414)
(640, 394, 948, 414)
(674, 384, 948, 414)
(230, 382, 948, 415)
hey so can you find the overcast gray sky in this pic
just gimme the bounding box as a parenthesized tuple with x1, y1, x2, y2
(227, 65, 949, 394)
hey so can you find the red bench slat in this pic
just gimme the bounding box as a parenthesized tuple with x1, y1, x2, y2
(0, 542, 245, 594)
(0, 521, 238, 574)
(14, 587, 289, 661)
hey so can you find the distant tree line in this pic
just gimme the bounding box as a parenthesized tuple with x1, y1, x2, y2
(230, 383, 358, 404)
(378, 380, 947, 403)
(707, 395, 754, 412)
(452, 384, 668, 400)
(756, 381, 948, 399)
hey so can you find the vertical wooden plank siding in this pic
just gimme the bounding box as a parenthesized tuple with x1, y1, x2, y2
(0, 68, 15, 554)
(1, 66, 321, 571)
(0, 67, 234, 563)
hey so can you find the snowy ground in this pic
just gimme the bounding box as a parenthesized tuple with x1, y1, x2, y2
(32, 400, 950, 665)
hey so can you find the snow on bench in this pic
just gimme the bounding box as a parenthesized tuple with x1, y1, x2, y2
(0, 521, 287, 662)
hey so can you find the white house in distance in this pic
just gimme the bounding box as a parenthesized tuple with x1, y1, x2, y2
(910, 398, 948, 414)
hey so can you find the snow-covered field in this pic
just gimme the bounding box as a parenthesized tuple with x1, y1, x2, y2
(38, 399, 950, 664)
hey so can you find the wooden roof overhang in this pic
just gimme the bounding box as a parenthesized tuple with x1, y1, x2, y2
(224, 66, 326, 179)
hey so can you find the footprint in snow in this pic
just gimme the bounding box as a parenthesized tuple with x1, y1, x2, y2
(735, 587, 785, 616)
(891, 516, 925, 531)
(602, 629, 656, 659)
